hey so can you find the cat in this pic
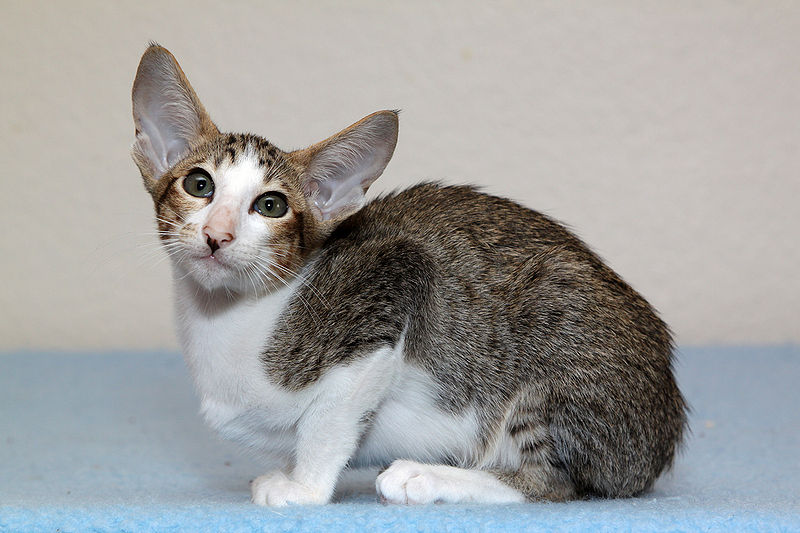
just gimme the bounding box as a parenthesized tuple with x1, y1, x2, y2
(131, 44, 687, 506)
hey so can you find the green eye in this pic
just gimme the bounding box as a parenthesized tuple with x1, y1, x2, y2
(182, 171, 214, 198)
(253, 193, 288, 218)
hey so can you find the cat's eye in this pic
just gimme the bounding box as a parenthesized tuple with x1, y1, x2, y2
(183, 170, 214, 198)
(253, 193, 288, 218)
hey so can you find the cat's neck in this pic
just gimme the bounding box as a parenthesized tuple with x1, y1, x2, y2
(174, 273, 247, 317)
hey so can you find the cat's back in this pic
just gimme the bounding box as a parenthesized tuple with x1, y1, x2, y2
(324, 182, 596, 282)
(308, 181, 674, 387)
(272, 181, 672, 387)
(346, 182, 578, 254)
(268, 183, 586, 388)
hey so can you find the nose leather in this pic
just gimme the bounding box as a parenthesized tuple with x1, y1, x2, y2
(203, 206, 236, 252)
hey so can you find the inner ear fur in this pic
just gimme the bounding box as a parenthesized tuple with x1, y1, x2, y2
(288, 110, 399, 224)
(131, 44, 219, 193)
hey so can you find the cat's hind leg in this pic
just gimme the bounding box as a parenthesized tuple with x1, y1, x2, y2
(376, 389, 578, 504)
(375, 458, 576, 504)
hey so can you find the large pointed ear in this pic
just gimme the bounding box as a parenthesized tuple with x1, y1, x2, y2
(131, 44, 218, 189)
(290, 110, 399, 222)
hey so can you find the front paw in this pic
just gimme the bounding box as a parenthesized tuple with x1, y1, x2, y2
(251, 471, 326, 506)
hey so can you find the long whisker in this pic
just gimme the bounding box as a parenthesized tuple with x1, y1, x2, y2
(259, 258, 328, 321)
(174, 262, 195, 282)
(131, 240, 178, 267)
(249, 257, 322, 325)
(257, 256, 331, 310)
(141, 230, 183, 238)
(242, 262, 260, 297)
(155, 210, 190, 224)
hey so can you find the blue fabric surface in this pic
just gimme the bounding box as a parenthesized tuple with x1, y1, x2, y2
(1, 346, 798, 532)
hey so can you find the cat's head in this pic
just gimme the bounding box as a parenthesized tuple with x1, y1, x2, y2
(131, 45, 398, 294)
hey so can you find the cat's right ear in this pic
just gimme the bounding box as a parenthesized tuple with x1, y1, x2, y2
(131, 44, 218, 191)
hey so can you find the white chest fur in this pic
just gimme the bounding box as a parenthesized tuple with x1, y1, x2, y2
(172, 270, 484, 470)
(173, 274, 305, 445)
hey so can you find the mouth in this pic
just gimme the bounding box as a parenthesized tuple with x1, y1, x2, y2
(182, 251, 236, 289)
(197, 252, 228, 268)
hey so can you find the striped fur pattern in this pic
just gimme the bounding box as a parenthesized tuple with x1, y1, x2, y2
(131, 45, 687, 506)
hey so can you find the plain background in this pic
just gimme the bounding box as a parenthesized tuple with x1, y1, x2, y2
(1, 1, 797, 350)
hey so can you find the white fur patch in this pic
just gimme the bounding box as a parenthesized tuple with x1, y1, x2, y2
(175, 274, 305, 444)
(352, 364, 481, 468)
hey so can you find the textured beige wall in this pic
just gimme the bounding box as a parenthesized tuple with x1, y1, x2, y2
(1, 1, 798, 350)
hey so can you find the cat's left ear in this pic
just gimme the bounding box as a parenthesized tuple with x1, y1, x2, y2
(131, 44, 219, 191)
(290, 111, 399, 222)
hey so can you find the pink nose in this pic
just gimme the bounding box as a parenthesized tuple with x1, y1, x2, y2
(203, 207, 236, 254)
(203, 227, 234, 254)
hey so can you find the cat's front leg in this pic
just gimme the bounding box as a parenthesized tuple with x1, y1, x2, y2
(251, 347, 398, 506)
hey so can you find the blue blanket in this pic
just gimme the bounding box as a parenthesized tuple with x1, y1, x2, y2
(1, 346, 798, 532)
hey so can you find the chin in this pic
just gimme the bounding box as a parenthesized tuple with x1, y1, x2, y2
(175, 257, 243, 293)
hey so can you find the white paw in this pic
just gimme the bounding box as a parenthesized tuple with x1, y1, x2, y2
(376, 460, 447, 504)
(251, 471, 325, 506)
(376, 460, 527, 505)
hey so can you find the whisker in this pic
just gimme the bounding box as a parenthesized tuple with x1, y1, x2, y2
(249, 258, 322, 325)
(141, 230, 183, 237)
(242, 262, 260, 296)
(255, 256, 331, 310)
(153, 216, 187, 230)
(258, 259, 328, 315)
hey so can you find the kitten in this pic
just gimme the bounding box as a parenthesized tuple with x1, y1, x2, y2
(131, 44, 687, 506)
